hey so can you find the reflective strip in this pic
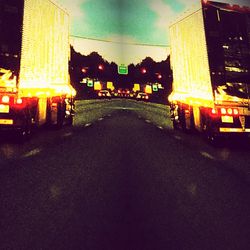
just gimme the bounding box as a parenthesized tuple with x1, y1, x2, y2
(219, 128, 250, 133)
(0, 119, 13, 125)
(0, 104, 9, 113)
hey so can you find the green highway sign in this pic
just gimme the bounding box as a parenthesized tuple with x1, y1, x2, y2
(118, 64, 128, 75)
(87, 80, 93, 87)
(152, 84, 158, 91)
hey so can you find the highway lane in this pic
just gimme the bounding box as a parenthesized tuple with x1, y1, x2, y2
(0, 99, 250, 250)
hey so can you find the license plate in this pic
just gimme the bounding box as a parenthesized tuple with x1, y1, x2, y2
(221, 116, 233, 123)
(0, 119, 13, 125)
(0, 104, 9, 113)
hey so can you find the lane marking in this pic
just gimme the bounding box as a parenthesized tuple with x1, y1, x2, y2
(98, 117, 104, 121)
(200, 151, 215, 160)
(145, 119, 151, 123)
(84, 123, 92, 127)
(63, 132, 73, 137)
(157, 126, 163, 130)
(174, 135, 182, 140)
(109, 106, 137, 110)
(22, 148, 41, 158)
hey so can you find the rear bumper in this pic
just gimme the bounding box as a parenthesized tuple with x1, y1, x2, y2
(219, 127, 250, 133)
(0, 110, 30, 130)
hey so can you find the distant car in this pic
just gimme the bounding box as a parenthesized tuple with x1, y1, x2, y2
(136, 92, 149, 101)
(98, 90, 111, 99)
(116, 88, 131, 98)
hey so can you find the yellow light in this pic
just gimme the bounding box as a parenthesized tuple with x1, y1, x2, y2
(94, 81, 102, 91)
(107, 81, 114, 90)
(145, 85, 152, 94)
(133, 83, 140, 92)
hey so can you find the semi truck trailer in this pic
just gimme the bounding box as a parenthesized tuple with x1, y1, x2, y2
(0, 0, 76, 138)
(169, 0, 250, 141)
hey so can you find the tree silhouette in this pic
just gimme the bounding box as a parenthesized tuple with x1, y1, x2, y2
(69, 45, 172, 102)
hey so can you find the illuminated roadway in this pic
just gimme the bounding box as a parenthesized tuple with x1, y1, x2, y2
(0, 99, 250, 250)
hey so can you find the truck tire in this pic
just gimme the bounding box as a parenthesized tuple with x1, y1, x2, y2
(179, 108, 187, 132)
(173, 119, 179, 130)
(202, 122, 220, 145)
(55, 101, 64, 129)
(17, 115, 32, 143)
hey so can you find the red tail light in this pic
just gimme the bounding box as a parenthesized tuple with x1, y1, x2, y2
(16, 98, 23, 104)
(221, 107, 239, 116)
(211, 108, 217, 115)
(210, 107, 239, 116)
(2, 95, 10, 103)
(13, 97, 26, 109)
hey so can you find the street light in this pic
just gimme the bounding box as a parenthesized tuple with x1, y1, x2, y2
(81, 67, 87, 73)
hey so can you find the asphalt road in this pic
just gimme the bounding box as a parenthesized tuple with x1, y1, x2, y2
(0, 99, 250, 250)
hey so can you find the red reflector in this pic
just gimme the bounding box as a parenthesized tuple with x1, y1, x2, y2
(16, 98, 23, 104)
(211, 108, 217, 114)
(2, 95, 10, 103)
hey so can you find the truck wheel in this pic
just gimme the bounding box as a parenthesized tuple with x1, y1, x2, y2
(203, 128, 220, 146)
(17, 119, 32, 143)
(67, 114, 73, 126)
(179, 109, 187, 132)
(55, 102, 64, 129)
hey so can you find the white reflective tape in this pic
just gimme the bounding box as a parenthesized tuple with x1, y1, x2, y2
(200, 151, 215, 160)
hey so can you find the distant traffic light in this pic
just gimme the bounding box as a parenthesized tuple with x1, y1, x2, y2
(98, 64, 104, 70)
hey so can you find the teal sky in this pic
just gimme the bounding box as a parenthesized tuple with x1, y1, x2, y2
(58, 0, 250, 64)
(58, 0, 249, 46)
(58, 0, 189, 46)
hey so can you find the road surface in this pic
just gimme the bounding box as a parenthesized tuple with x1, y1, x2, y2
(0, 99, 250, 250)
